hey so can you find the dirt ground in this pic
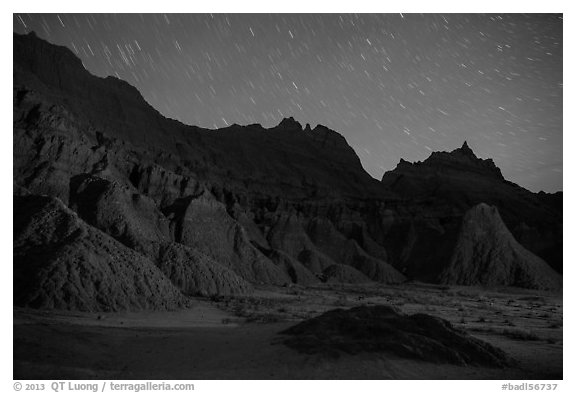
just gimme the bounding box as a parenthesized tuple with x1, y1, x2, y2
(13, 282, 562, 380)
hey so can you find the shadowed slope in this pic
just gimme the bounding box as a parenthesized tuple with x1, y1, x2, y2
(14, 195, 188, 311)
(14, 32, 387, 200)
(281, 305, 512, 367)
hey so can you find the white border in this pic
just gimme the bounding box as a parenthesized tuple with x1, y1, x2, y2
(3, 1, 572, 391)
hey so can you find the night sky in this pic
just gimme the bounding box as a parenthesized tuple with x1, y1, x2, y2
(13, 13, 563, 192)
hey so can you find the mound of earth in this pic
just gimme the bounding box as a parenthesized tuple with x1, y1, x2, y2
(439, 204, 562, 290)
(281, 305, 512, 367)
(158, 242, 253, 296)
(14, 195, 187, 312)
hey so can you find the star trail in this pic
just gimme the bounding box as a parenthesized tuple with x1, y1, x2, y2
(13, 13, 563, 192)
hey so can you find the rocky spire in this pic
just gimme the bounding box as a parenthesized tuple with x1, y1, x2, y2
(458, 141, 476, 157)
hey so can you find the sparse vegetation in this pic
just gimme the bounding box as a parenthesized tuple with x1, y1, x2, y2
(502, 328, 540, 341)
(504, 319, 516, 327)
(246, 313, 282, 323)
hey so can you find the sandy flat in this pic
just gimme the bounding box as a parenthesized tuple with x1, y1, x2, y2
(13, 284, 562, 380)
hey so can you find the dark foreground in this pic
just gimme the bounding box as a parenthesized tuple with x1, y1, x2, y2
(14, 283, 562, 380)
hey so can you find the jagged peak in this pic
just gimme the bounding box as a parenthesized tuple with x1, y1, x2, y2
(455, 140, 476, 157)
(382, 141, 504, 182)
(309, 124, 350, 147)
(313, 123, 332, 132)
(246, 123, 265, 129)
(277, 117, 303, 131)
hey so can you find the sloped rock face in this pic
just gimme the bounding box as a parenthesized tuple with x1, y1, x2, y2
(127, 162, 204, 209)
(281, 305, 512, 367)
(14, 195, 188, 311)
(307, 217, 405, 284)
(264, 212, 335, 276)
(267, 212, 315, 259)
(157, 242, 253, 296)
(69, 174, 171, 260)
(264, 249, 320, 286)
(68, 175, 256, 296)
(296, 248, 337, 275)
(264, 212, 404, 284)
(168, 191, 291, 285)
(439, 204, 562, 290)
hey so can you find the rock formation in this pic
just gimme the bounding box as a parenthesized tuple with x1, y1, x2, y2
(69, 174, 171, 260)
(439, 204, 562, 290)
(170, 190, 292, 285)
(157, 242, 253, 296)
(381, 142, 562, 273)
(307, 217, 405, 283)
(14, 195, 188, 311)
(12, 32, 562, 311)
